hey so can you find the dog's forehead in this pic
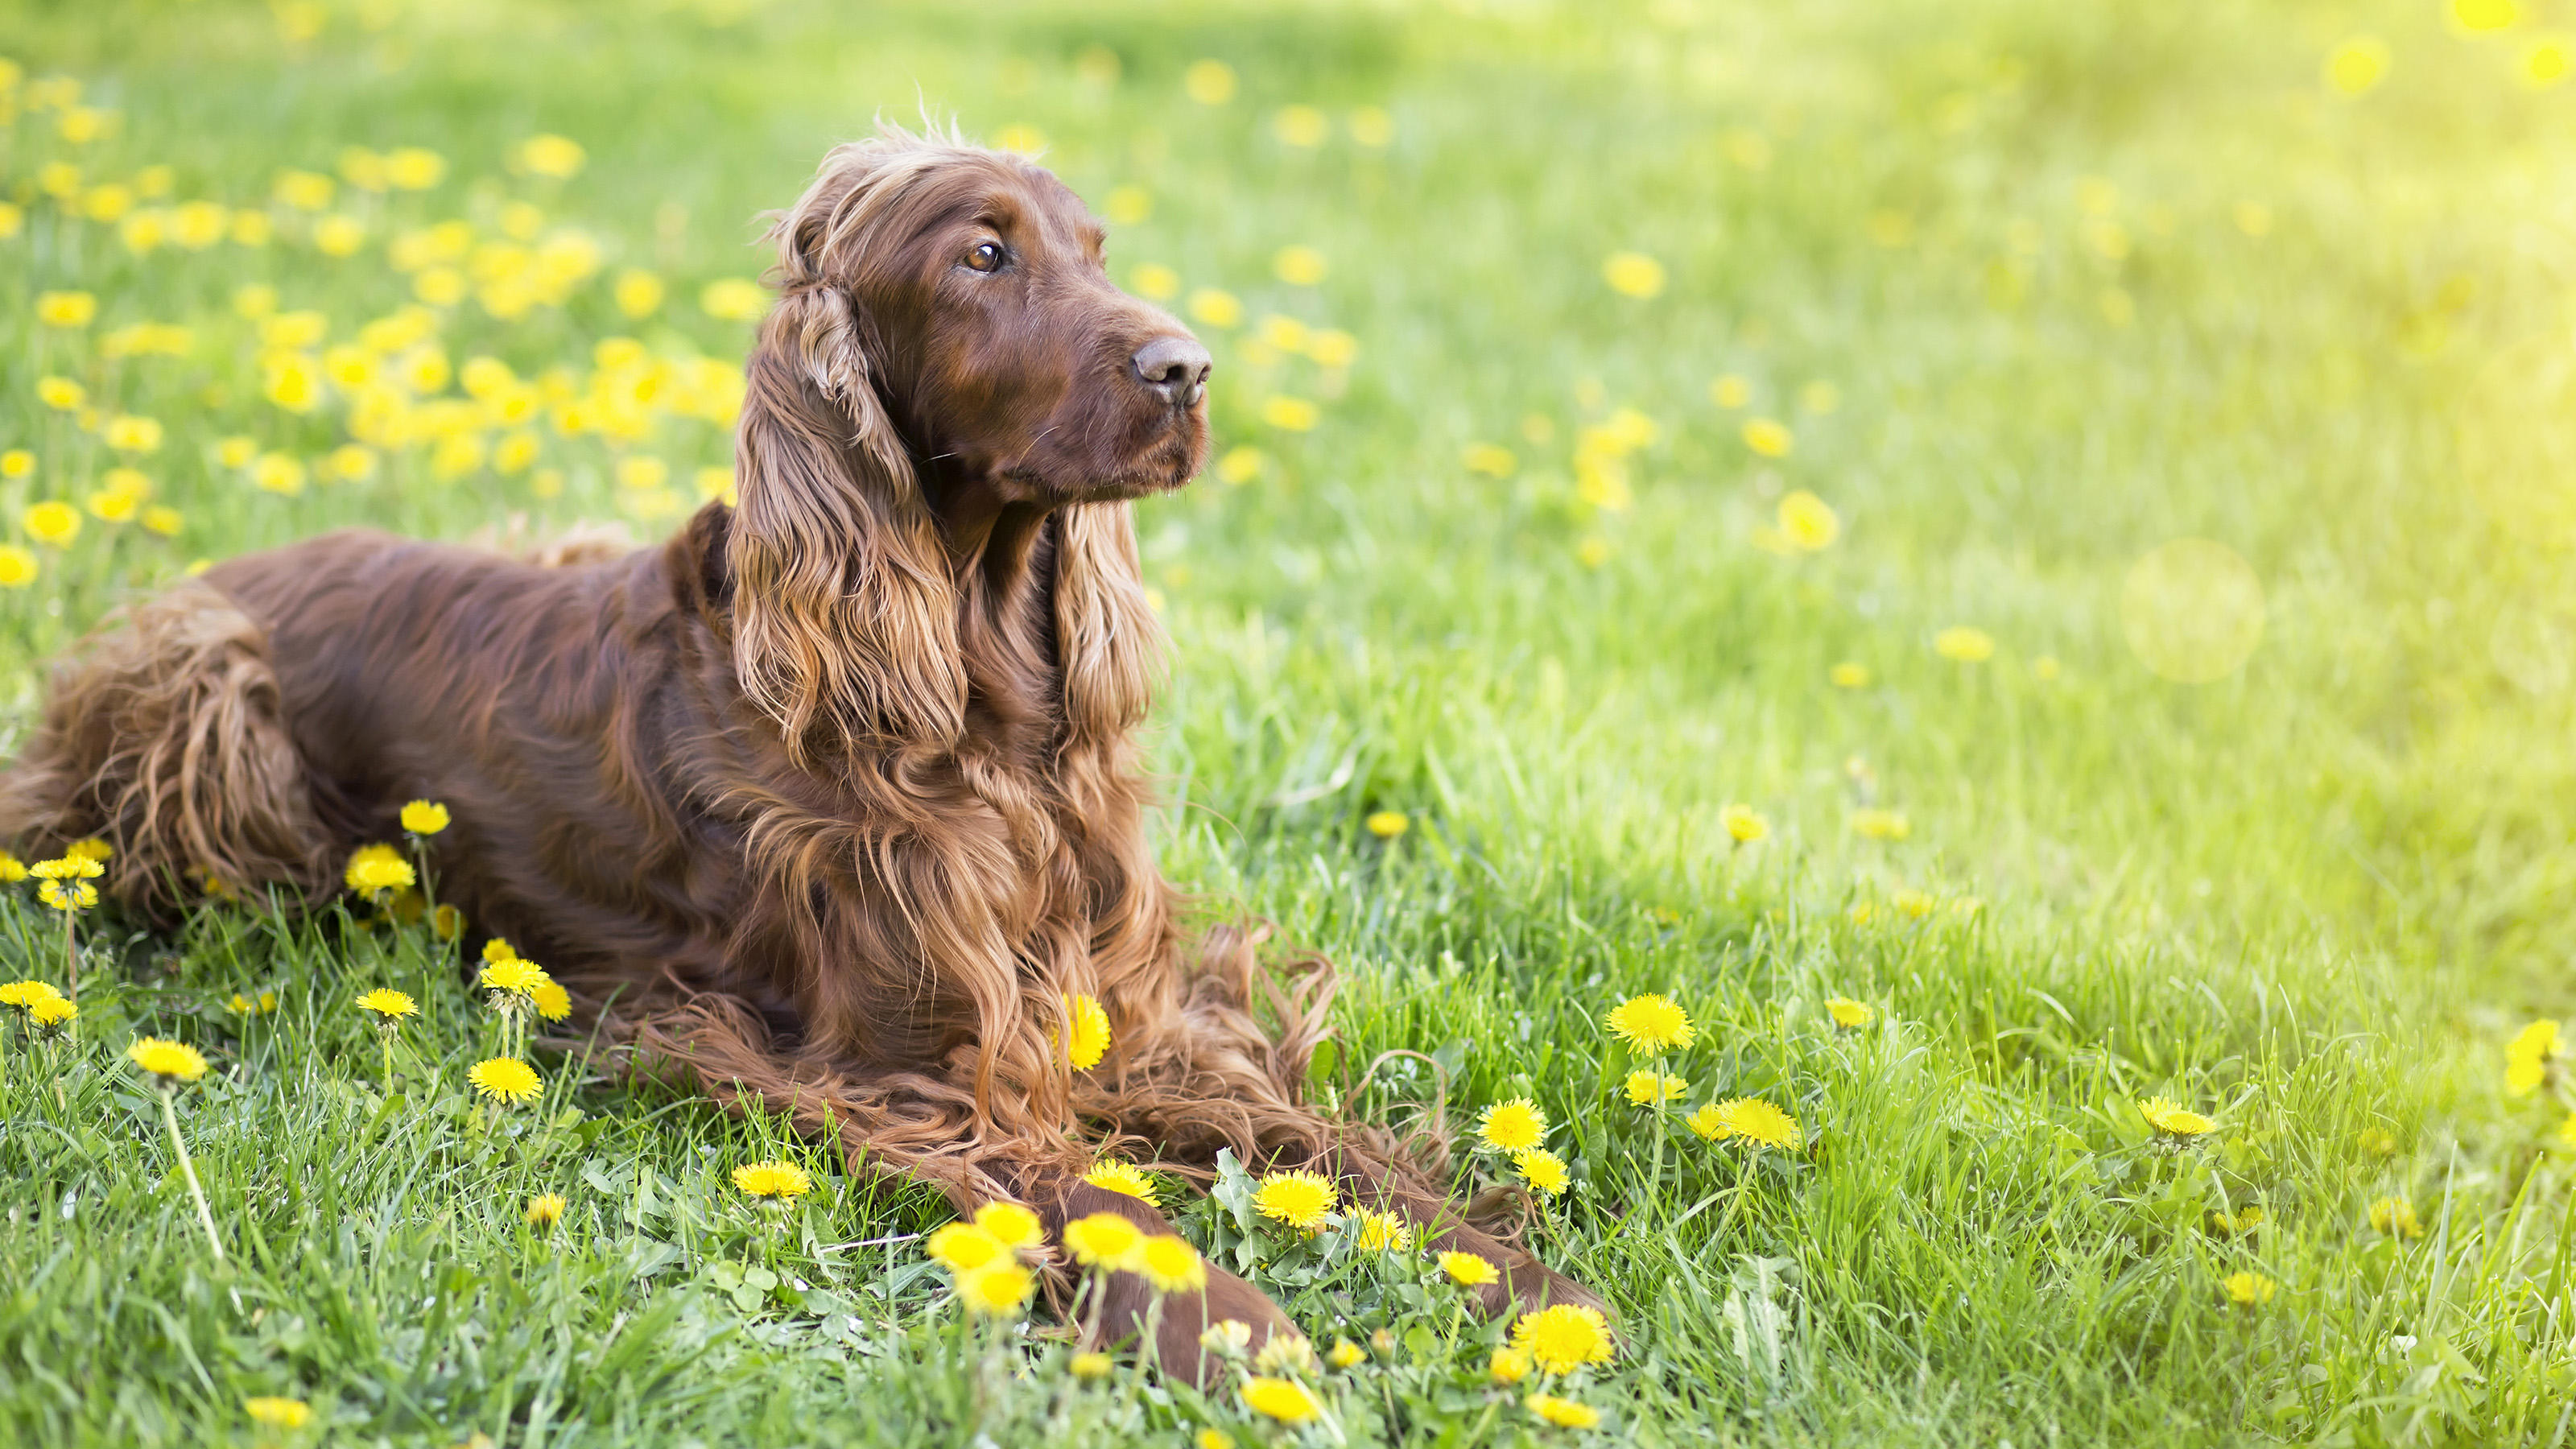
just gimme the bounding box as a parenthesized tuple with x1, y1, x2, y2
(976, 159, 1102, 251)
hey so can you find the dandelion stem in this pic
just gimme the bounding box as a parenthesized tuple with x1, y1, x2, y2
(61, 908, 77, 1006)
(159, 1088, 225, 1262)
(1646, 1053, 1669, 1221)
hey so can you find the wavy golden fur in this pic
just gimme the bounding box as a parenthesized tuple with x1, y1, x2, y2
(0, 129, 1597, 1377)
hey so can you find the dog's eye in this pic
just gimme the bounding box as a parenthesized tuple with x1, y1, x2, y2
(965, 241, 1005, 273)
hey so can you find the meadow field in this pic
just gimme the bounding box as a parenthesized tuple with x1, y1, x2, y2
(3, 0, 2575, 1443)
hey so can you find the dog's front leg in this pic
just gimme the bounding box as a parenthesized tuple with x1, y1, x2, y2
(1318, 1142, 1608, 1323)
(1024, 1175, 1298, 1388)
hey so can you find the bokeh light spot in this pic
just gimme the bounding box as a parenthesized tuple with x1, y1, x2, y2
(2120, 539, 2264, 683)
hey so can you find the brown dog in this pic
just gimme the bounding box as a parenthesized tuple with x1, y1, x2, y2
(0, 130, 1596, 1376)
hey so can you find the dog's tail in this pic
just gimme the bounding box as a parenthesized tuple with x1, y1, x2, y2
(0, 580, 333, 915)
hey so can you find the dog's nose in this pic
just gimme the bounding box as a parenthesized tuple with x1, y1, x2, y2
(1132, 335, 1212, 407)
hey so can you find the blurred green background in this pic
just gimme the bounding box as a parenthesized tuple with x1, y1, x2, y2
(4, 0, 2575, 1444)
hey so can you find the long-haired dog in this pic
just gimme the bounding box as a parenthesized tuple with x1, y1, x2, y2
(0, 130, 1596, 1376)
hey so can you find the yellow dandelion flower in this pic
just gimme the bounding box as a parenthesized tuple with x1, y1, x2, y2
(0, 853, 25, 883)
(1439, 1250, 1500, 1286)
(1852, 808, 1910, 840)
(1892, 889, 1936, 920)
(102, 415, 163, 453)
(1602, 251, 1666, 299)
(1253, 1333, 1317, 1377)
(1709, 1098, 1800, 1149)
(927, 1222, 1009, 1273)
(1327, 1337, 1366, 1369)
(2140, 1097, 2215, 1139)
(28, 996, 76, 1030)
(957, 1259, 1034, 1315)
(2555, 1113, 2576, 1150)
(731, 1160, 814, 1199)
(128, 1036, 209, 1085)
(1825, 997, 1876, 1030)
(2324, 35, 2391, 97)
(481, 956, 544, 996)
(1489, 1346, 1534, 1384)
(1187, 288, 1242, 328)
(2507, 1020, 2560, 1096)
(1513, 1302, 1615, 1373)
(1063, 992, 1111, 1070)
(1261, 395, 1321, 431)
(614, 269, 665, 317)
(1624, 1071, 1688, 1105)
(530, 981, 572, 1022)
(1184, 58, 1237, 105)
(514, 133, 588, 179)
(36, 877, 98, 913)
(1351, 1208, 1412, 1252)
(700, 279, 766, 321)
(1083, 1160, 1159, 1206)
(25, 501, 81, 547)
(35, 291, 97, 328)
(2523, 35, 2571, 87)
(2370, 1195, 2421, 1239)
(1513, 1147, 1571, 1195)
(243, 1397, 311, 1429)
(400, 799, 450, 834)
(1068, 1349, 1113, 1381)
(1604, 993, 1695, 1053)
(344, 843, 415, 895)
(37, 377, 85, 411)
(1063, 1210, 1146, 1268)
(1477, 1097, 1548, 1152)
(1274, 245, 1327, 285)
(1253, 1170, 1338, 1231)
(33, 853, 105, 881)
(1777, 490, 1839, 550)
(0, 546, 35, 588)
(1526, 1393, 1602, 1429)
(525, 1192, 567, 1227)
(1136, 1234, 1208, 1293)
(354, 988, 419, 1023)
(2358, 1128, 2398, 1157)
(972, 1201, 1045, 1250)
(1365, 810, 1410, 838)
(468, 1056, 542, 1104)
(0, 980, 62, 1009)
(1741, 417, 1794, 457)
(1934, 626, 1996, 662)
(1241, 1377, 1320, 1423)
(1129, 262, 1181, 299)
(2223, 1271, 2278, 1307)
(1195, 1431, 1236, 1449)
(1719, 803, 1769, 843)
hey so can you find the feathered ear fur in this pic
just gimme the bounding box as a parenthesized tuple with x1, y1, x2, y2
(728, 143, 967, 761)
(1054, 502, 1166, 741)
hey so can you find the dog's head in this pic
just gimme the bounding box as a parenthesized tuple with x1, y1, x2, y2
(766, 131, 1209, 502)
(728, 129, 1179, 762)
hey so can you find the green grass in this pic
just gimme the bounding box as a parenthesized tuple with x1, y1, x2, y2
(4, 0, 2576, 1443)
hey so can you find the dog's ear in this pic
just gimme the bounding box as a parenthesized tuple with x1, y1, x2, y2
(1054, 501, 1166, 740)
(726, 162, 966, 762)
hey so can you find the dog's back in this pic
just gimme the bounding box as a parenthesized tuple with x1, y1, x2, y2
(0, 522, 724, 938)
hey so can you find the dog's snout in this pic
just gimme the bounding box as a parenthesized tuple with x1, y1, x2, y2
(1131, 335, 1212, 407)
